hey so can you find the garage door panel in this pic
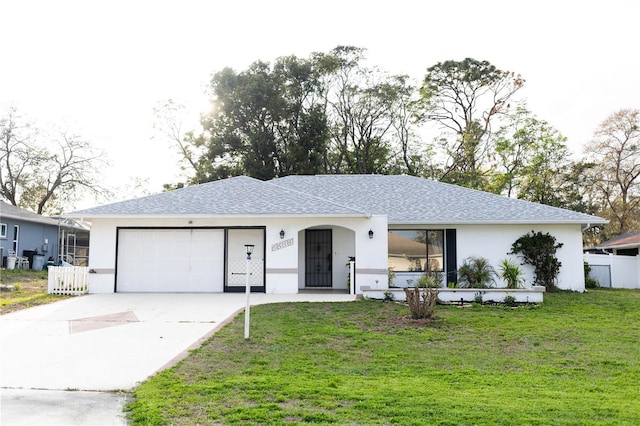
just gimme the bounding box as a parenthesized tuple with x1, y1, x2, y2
(117, 229, 224, 292)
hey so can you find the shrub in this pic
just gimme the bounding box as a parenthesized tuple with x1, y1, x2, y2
(457, 257, 495, 288)
(510, 231, 563, 291)
(403, 286, 438, 319)
(585, 277, 599, 289)
(503, 294, 517, 307)
(388, 267, 396, 287)
(583, 261, 600, 289)
(498, 258, 525, 289)
(416, 270, 443, 288)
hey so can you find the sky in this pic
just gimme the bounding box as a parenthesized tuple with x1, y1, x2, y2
(1, 0, 638, 210)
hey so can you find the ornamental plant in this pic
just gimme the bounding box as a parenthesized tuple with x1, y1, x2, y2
(403, 286, 439, 319)
(498, 258, 525, 289)
(457, 256, 495, 288)
(510, 231, 563, 291)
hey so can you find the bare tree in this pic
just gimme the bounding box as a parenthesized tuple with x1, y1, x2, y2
(585, 108, 640, 236)
(0, 107, 108, 214)
(0, 106, 33, 206)
(152, 99, 206, 180)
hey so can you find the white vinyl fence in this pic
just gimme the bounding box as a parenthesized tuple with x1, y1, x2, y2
(48, 266, 89, 295)
(583, 253, 640, 289)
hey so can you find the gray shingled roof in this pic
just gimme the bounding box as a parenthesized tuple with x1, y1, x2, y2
(68, 176, 368, 218)
(0, 201, 59, 226)
(272, 174, 607, 225)
(66, 174, 607, 225)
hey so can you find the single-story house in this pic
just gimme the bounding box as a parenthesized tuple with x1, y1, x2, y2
(591, 232, 640, 256)
(65, 174, 607, 294)
(0, 201, 59, 269)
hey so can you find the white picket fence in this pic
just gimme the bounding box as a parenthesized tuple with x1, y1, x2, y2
(583, 253, 640, 289)
(48, 266, 89, 295)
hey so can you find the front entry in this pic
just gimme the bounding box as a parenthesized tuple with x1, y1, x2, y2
(305, 229, 332, 287)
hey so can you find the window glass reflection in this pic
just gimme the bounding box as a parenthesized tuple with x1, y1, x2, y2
(388, 230, 443, 272)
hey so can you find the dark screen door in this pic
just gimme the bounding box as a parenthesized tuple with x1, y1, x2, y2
(305, 230, 332, 287)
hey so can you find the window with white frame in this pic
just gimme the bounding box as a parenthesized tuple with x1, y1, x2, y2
(0, 223, 6, 238)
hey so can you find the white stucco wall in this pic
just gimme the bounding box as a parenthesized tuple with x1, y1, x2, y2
(83, 215, 585, 294)
(83, 215, 388, 294)
(455, 224, 586, 291)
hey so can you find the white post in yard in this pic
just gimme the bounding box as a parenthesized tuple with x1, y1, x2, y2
(244, 244, 254, 340)
(349, 259, 356, 295)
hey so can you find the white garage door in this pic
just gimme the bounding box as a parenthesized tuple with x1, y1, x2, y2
(117, 229, 225, 292)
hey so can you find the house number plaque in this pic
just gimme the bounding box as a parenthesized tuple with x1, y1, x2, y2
(271, 238, 294, 252)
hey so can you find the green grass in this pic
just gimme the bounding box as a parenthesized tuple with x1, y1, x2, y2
(0, 269, 70, 314)
(126, 289, 640, 425)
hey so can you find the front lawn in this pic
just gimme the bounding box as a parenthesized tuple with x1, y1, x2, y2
(127, 290, 640, 425)
(0, 269, 70, 314)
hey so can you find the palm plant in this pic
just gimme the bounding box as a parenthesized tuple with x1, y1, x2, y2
(498, 258, 525, 289)
(457, 257, 495, 288)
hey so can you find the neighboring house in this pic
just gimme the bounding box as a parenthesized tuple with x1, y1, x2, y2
(0, 201, 60, 268)
(583, 232, 640, 289)
(65, 175, 607, 294)
(592, 232, 640, 256)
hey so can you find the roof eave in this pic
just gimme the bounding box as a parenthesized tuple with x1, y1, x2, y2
(389, 219, 608, 226)
(63, 213, 375, 220)
(596, 243, 640, 250)
(0, 214, 60, 226)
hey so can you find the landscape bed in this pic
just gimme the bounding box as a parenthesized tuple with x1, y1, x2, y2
(362, 285, 546, 304)
(126, 289, 640, 425)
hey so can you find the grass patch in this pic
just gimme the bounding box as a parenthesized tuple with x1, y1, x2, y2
(127, 289, 640, 425)
(0, 268, 70, 314)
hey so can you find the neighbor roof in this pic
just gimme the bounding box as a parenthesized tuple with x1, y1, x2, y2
(596, 232, 640, 249)
(272, 174, 607, 225)
(0, 201, 59, 226)
(66, 174, 607, 226)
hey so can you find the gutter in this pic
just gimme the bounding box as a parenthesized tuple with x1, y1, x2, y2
(62, 213, 379, 221)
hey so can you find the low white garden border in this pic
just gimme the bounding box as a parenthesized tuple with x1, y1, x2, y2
(361, 286, 546, 304)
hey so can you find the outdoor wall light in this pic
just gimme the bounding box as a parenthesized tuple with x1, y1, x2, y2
(280, 229, 285, 239)
(368, 229, 374, 239)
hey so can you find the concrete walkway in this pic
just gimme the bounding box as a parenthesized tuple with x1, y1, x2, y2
(0, 292, 355, 425)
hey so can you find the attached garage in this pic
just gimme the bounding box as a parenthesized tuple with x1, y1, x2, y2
(116, 229, 225, 292)
(115, 227, 265, 293)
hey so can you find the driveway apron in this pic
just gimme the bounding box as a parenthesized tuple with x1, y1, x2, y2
(0, 292, 355, 425)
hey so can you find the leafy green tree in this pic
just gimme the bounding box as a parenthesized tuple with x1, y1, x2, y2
(387, 74, 427, 175)
(188, 46, 422, 181)
(198, 55, 332, 181)
(417, 58, 525, 189)
(490, 106, 573, 205)
(323, 46, 409, 174)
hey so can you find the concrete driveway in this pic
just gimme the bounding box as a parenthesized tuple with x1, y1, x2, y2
(0, 292, 355, 425)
